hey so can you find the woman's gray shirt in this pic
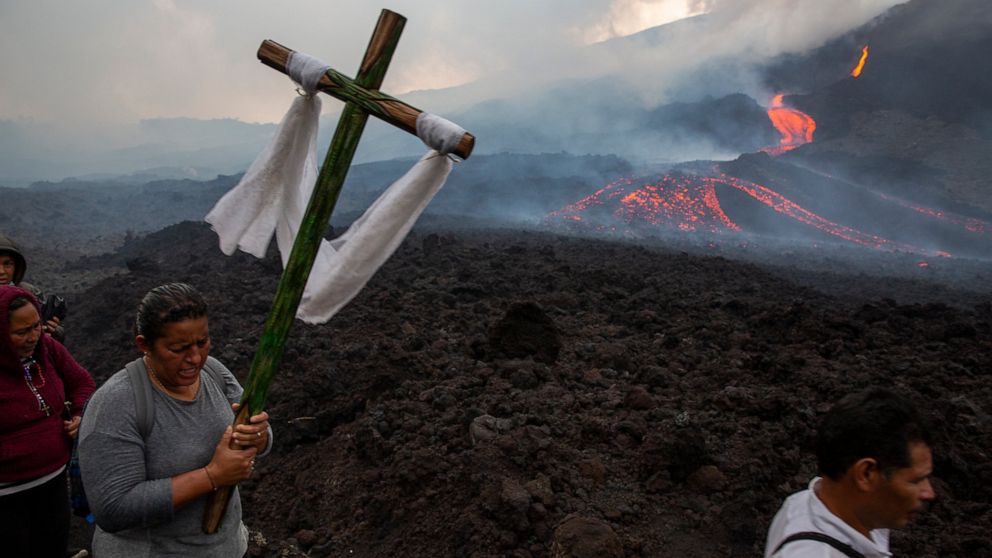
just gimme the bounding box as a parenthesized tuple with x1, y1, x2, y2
(78, 357, 248, 558)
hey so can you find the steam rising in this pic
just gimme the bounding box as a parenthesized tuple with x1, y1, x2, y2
(0, 1, 909, 183)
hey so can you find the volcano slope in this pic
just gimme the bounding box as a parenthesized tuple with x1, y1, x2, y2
(63, 222, 991, 557)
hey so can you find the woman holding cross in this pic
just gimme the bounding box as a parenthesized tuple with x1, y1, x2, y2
(79, 283, 272, 557)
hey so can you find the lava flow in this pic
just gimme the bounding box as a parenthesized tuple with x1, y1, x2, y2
(762, 93, 816, 155)
(548, 39, 975, 258)
(713, 172, 931, 253)
(548, 172, 943, 256)
(547, 175, 739, 233)
(877, 193, 990, 235)
(850, 45, 869, 77)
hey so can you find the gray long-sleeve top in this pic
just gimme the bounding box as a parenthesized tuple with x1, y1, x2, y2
(78, 357, 249, 557)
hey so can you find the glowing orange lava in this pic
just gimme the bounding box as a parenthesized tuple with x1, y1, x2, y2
(548, 171, 952, 257)
(763, 93, 816, 155)
(547, 175, 739, 233)
(850, 45, 869, 77)
(713, 172, 927, 252)
(875, 193, 991, 235)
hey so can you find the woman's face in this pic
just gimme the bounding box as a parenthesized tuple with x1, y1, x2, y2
(8, 303, 42, 358)
(138, 316, 211, 391)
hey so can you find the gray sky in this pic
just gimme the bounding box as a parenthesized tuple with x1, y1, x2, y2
(0, 0, 908, 186)
(0, 0, 697, 127)
(1, 0, 904, 128)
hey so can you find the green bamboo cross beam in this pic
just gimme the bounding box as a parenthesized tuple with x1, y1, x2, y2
(203, 8, 475, 533)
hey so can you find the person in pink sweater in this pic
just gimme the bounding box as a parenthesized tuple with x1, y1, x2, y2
(0, 285, 95, 558)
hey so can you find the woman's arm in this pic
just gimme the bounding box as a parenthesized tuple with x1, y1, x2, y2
(79, 395, 174, 533)
(171, 425, 257, 509)
(48, 339, 95, 439)
(80, 367, 263, 533)
(81, 411, 260, 531)
(47, 337, 95, 412)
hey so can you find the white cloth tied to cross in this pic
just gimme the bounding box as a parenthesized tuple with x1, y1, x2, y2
(206, 51, 466, 323)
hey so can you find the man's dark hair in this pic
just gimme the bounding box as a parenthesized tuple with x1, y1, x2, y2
(134, 283, 208, 344)
(816, 388, 933, 479)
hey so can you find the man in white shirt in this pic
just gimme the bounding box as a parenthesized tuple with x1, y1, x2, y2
(765, 388, 936, 557)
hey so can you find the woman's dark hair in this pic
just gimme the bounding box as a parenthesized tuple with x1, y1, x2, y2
(816, 388, 933, 479)
(135, 283, 208, 344)
(8, 295, 32, 315)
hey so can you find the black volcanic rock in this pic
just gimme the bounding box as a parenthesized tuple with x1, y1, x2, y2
(60, 221, 991, 557)
(489, 301, 562, 364)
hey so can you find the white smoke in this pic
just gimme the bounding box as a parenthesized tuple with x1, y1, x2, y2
(536, 0, 908, 108)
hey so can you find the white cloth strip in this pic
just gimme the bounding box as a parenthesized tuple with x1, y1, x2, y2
(416, 112, 466, 156)
(206, 94, 321, 259)
(297, 152, 452, 322)
(287, 51, 332, 95)
(206, 88, 456, 324)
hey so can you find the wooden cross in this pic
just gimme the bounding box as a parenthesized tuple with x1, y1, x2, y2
(203, 9, 475, 533)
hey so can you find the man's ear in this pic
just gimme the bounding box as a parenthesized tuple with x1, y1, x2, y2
(850, 457, 880, 492)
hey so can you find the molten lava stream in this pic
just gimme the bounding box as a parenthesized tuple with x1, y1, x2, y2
(547, 175, 739, 233)
(851, 45, 869, 77)
(548, 170, 953, 257)
(763, 94, 816, 155)
(714, 172, 940, 254)
(616, 175, 740, 232)
(875, 193, 990, 235)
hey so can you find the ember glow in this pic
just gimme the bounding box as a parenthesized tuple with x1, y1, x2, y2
(878, 194, 991, 235)
(763, 94, 817, 155)
(547, 176, 739, 233)
(850, 45, 869, 77)
(549, 171, 948, 256)
(713, 172, 929, 253)
(547, 38, 985, 260)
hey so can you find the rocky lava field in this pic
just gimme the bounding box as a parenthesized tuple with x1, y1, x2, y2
(53, 221, 991, 557)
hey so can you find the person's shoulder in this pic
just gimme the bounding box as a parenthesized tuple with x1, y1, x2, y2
(39, 333, 64, 352)
(89, 366, 139, 407)
(204, 355, 233, 375)
(782, 485, 814, 510)
(769, 485, 814, 527)
(773, 539, 849, 558)
(16, 281, 42, 296)
(202, 356, 238, 386)
(40, 335, 75, 367)
(202, 356, 243, 403)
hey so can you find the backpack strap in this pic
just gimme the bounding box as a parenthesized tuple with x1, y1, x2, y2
(774, 532, 866, 558)
(200, 356, 227, 395)
(125, 358, 156, 439)
(127, 356, 229, 439)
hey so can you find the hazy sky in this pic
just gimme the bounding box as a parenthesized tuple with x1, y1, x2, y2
(1, 0, 904, 130)
(0, 0, 702, 127)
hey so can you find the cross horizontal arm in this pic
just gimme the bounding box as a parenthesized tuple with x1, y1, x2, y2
(258, 40, 475, 159)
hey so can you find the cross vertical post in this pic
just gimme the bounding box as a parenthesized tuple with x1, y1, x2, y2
(202, 9, 407, 533)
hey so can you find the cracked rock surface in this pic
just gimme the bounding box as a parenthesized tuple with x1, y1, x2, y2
(61, 221, 990, 557)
